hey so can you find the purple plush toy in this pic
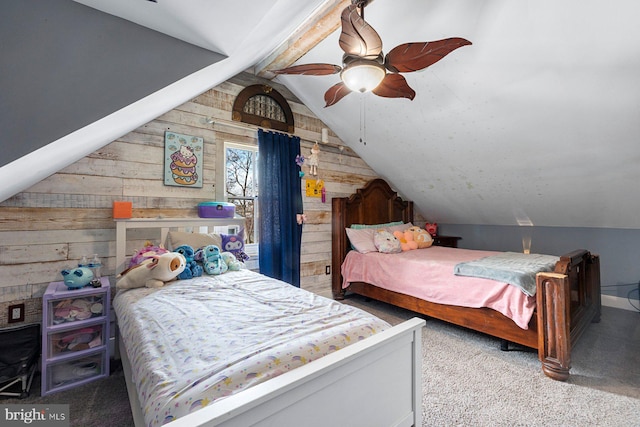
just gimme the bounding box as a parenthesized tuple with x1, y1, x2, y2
(220, 229, 250, 263)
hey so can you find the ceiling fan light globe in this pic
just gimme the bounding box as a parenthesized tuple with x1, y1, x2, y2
(340, 62, 386, 93)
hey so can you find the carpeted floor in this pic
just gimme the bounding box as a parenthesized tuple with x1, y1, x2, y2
(344, 297, 640, 427)
(2, 301, 638, 427)
(1, 360, 133, 427)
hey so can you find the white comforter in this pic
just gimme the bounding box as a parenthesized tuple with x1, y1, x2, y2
(114, 269, 389, 427)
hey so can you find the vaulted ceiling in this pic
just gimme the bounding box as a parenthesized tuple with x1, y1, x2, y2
(6, 0, 640, 229)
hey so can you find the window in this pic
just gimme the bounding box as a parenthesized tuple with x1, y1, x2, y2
(232, 85, 294, 133)
(225, 143, 258, 244)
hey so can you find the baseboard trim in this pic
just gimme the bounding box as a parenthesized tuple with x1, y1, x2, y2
(601, 294, 639, 312)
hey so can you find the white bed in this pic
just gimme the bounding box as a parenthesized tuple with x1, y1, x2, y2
(114, 217, 425, 427)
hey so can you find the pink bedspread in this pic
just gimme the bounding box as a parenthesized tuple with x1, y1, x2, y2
(341, 246, 536, 329)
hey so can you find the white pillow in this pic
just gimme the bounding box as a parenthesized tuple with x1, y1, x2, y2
(345, 228, 378, 253)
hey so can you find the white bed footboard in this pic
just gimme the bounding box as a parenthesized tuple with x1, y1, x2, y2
(121, 317, 425, 427)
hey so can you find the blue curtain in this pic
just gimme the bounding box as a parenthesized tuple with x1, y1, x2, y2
(258, 129, 303, 287)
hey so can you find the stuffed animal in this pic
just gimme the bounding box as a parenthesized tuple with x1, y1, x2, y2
(308, 142, 320, 176)
(129, 241, 169, 268)
(116, 252, 186, 289)
(61, 267, 94, 289)
(221, 251, 243, 271)
(373, 230, 402, 254)
(393, 230, 418, 251)
(221, 230, 250, 263)
(407, 226, 433, 249)
(194, 244, 228, 275)
(173, 244, 203, 279)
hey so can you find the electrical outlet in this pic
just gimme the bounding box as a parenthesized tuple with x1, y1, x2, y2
(325, 265, 331, 275)
(8, 303, 25, 323)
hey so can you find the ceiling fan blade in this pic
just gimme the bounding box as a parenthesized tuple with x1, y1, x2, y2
(272, 63, 342, 76)
(372, 74, 416, 100)
(384, 38, 472, 73)
(324, 81, 352, 107)
(338, 4, 383, 59)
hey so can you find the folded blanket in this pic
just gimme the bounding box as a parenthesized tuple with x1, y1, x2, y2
(454, 252, 559, 296)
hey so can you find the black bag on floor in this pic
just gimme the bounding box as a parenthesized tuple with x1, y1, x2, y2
(0, 323, 40, 398)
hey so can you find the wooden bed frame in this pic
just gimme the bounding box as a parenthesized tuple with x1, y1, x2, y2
(331, 179, 602, 381)
(114, 217, 426, 427)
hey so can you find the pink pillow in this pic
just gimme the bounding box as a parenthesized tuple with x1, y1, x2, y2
(345, 228, 378, 253)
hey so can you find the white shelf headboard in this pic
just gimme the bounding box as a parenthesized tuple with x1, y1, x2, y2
(114, 216, 246, 274)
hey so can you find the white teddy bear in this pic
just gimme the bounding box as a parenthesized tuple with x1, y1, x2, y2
(116, 252, 186, 289)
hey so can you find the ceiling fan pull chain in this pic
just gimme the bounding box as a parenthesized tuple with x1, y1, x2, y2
(359, 95, 367, 146)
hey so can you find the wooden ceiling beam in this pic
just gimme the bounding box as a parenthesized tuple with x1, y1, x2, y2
(255, 0, 353, 78)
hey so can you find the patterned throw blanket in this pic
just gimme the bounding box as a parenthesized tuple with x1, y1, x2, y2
(114, 269, 390, 427)
(454, 252, 560, 296)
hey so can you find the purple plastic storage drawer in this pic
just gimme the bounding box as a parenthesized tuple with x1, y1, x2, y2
(198, 202, 235, 218)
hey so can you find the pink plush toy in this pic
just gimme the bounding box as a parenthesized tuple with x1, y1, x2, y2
(393, 230, 418, 251)
(128, 241, 168, 268)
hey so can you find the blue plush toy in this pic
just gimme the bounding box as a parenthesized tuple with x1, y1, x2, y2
(194, 244, 228, 275)
(173, 245, 203, 279)
(61, 267, 94, 289)
(221, 251, 243, 271)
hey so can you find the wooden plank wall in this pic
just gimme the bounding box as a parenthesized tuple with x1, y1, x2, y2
(0, 73, 380, 326)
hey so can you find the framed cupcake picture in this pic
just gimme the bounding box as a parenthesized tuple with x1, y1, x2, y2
(164, 131, 204, 188)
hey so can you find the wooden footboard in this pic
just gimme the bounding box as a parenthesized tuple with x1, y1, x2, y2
(332, 179, 602, 381)
(535, 250, 601, 380)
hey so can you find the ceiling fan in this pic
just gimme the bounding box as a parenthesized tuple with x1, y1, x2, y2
(273, 0, 471, 107)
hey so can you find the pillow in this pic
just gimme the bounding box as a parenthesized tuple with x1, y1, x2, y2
(345, 228, 378, 254)
(373, 230, 402, 254)
(350, 221, 404, 230)
(167, 231, 222, 251)
(386, 222, 413, 234)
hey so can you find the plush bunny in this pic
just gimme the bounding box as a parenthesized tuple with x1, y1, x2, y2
(116, 252, 186, 289)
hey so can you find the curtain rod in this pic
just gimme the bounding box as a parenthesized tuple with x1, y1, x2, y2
(205, 117, 332, 147)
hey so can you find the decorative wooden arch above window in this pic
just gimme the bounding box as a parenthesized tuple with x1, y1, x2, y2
(232, 85, 295, 133)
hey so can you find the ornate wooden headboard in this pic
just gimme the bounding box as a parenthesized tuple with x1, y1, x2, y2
(331, 179, 413, 299)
